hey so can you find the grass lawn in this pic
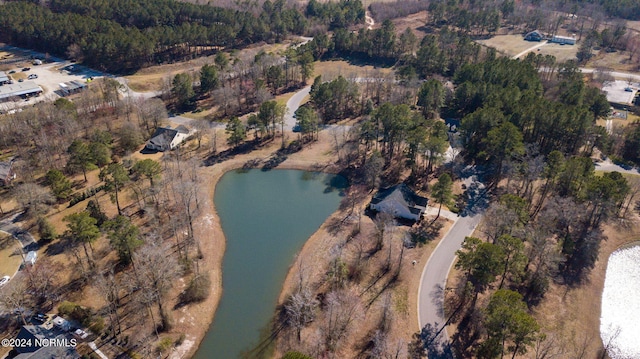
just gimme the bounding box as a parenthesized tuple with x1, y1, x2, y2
(476, 34, 536, 57)
(313, 59, 394, 80)
(0, 233, 23, 278)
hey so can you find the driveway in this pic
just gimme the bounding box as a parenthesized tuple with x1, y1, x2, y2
(417, 174, 487, 351)
(284, 85, 311, 130)
(0, 212, 37, 250)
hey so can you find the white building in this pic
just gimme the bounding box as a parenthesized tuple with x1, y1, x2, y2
(551, 35, 576, 45)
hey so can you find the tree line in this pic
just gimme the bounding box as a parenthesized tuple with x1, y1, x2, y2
(0, 0, 362, 72)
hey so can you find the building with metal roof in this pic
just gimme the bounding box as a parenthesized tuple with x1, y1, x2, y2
(0, 81, 43, 101)
(0, 71, 10, 85)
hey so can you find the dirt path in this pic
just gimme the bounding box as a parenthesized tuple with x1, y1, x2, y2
(365, 11, 375, 30)
(512, 41, 548, 59)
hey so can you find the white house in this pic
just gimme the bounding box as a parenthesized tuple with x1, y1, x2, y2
(370, 184, 428, 221)
(145, 125, 191, 151)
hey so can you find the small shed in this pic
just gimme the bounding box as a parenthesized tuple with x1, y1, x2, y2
(24, 251, 37, 267)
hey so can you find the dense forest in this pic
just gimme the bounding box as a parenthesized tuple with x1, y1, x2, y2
(0, 0, 363, 72)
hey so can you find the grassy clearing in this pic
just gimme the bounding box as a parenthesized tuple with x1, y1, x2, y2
(476, 34, 536, 57)
(0, 233, 22, 278)
(535, 43, 578, 63)
(125, 42, 290, 92)
(588, 49, 640, 73)
(313, 59, 393, 80)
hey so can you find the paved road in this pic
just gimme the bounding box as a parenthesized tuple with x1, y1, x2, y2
(417, 174, 487, 352)
(284, 85, 311, 130)
(0, 212, 36, 250)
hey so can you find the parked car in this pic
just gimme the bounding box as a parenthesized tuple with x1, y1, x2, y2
(21, 67, 30, 71)
(0, 275, 9, 287)
(18, 79, 24, 82)
(33, 313, 49, 323)
(27, 74, 38, 79)
(8, 70, 16, 74)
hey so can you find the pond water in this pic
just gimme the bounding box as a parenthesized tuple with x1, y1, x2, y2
(600, 245, 640, 359)
(193, 169, 346, 359)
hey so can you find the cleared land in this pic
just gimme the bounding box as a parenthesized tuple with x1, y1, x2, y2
(535, 42, 578, 63)
(476, 34, 540, 58)
(0, 233, 22, 280)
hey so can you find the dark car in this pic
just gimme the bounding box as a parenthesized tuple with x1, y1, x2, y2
(33, 313, 49, 323)
(21, 67, 30, 71)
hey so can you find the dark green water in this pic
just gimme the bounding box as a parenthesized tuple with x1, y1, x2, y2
(193, 169, 346, 359)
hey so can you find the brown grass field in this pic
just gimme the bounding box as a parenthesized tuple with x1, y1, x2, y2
(0, 233, 22, 279)
(476, 34, 538, 58)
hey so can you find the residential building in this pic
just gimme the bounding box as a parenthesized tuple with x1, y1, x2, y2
(524, 30, 544, 41)
(145, 125, 191, 151)
(370, 183, 429, 221)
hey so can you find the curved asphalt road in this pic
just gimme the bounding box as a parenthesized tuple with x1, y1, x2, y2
(417, 174, 487, 353)
(284, 85, 311, 130)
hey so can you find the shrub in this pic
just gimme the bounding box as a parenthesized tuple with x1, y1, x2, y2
(37, 217, 57, 243)
(156, 337, 173, 353)
(181, 274, 212, 304)
(281, 352, 314, 359)
(58, 301, 78, 316)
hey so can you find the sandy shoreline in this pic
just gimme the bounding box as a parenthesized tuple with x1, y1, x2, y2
(176, 133, 340, 359)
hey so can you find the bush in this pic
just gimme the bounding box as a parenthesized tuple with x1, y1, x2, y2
(181, 274, 212, 304)
(37, 217, 57, 243)
(156, 337, 173, 353)
(281, 352, 314, 359)
(58, 301, 78, 316)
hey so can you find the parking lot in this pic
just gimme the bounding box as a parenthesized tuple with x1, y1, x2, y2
(0, 45, 106, 111)
(602, 80, 638, 106)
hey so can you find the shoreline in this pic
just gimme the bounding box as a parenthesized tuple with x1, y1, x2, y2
(177, 134, 341, 359)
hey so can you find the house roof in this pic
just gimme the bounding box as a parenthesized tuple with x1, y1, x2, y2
(175, 125, 190, 134)
(371, 183, 428, 210)
(148, 127, 179, 148)
(0, 81, 43, 100)
(0, 161, 13, 178)
(13, 327, 80, 358)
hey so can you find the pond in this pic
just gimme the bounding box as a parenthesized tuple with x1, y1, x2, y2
(193, 169, 346, 359)
(600, 245, 640, 359)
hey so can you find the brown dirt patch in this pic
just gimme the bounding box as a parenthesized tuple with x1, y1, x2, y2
(391, 11, 430, 39)
(0, 233, 22, 278)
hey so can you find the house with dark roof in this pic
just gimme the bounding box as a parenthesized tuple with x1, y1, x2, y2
(12, 325, 79, 358)
(145, 125, 191, 151)
(370, 184, 428, 221)
(0, 159, 16, 186)
(524, 30, 544, 42)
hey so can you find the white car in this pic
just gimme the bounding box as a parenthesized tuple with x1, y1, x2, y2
(0, 275, 10, 287)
